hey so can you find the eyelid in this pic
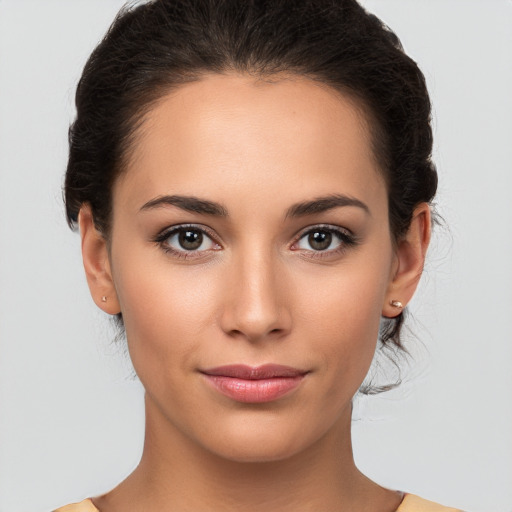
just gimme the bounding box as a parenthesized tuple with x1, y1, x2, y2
(291, 223, 354, 245)
(155, 223, 220, 242)
(153, 223, 222, 258)
(290, 223, 358, 257)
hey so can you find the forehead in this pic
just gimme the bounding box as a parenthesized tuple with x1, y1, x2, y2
(115, 73, 386, 214)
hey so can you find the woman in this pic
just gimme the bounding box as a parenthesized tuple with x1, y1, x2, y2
(55, 0, 458, 510)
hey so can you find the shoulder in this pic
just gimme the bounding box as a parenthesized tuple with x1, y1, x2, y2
(397, 494, 464, 512)
(53, 499, 99, 512)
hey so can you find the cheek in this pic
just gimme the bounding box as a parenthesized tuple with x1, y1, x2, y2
(295, 255, 391, 398)
(110, 247, 219, 378)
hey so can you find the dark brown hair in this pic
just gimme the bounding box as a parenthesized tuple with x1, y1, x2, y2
(64, 0, 437, 392)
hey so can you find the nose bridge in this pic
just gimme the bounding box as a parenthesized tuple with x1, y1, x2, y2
(221, 239, 291, 342)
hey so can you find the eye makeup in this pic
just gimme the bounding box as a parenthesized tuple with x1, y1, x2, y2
(290, 223, 359, 261)
(152, 222, 360, 262)
(152, 223, 221, 260)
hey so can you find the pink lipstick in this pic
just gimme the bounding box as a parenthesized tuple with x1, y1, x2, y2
(200, 364, 307, 403)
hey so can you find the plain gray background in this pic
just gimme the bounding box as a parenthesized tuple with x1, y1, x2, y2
(0, 1, 511, 511)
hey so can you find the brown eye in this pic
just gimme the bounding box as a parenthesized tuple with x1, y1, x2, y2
(307, 231, 332, 251)
(293, 225, 356, 257)
(158, 225, 219, 255)
(178, 229, 203, 250)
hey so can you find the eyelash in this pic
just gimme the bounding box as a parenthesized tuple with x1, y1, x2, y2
(153, 224, 220, 260)
(153, 223, 358, 261)
(292, 224, 358, 260)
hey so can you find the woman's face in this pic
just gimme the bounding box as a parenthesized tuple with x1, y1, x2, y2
(102, 74, 399, 461)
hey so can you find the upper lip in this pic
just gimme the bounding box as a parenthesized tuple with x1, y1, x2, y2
(200, 364, 308, 379)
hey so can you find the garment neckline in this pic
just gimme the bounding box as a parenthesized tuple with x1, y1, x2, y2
(85, 493, 412, 512)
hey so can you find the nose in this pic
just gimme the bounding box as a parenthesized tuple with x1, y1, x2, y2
(219, 246, 292, 343)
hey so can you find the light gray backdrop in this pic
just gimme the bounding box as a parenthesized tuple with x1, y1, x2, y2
(0, 1, 511, 511)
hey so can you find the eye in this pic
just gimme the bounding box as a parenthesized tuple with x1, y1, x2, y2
(297, 229, 338, 251)
(292, 225, 357, 257)
(168, 228, 212, 251)
(154, 225, 221, 258)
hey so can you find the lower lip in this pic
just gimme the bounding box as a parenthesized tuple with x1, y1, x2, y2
(202, 374, 305, 403)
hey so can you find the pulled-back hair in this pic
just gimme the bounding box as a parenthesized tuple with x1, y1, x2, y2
(64, 0, 437, 389)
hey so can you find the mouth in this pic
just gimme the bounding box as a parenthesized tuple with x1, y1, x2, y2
(200, 364, 309, 403)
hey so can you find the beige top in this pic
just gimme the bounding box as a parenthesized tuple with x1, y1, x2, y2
(53, 493, 463, 511)
(397, 494, 463, 511)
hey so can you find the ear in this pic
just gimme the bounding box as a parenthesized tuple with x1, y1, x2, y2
(78, 204, 121, 315)
(382, 203, 432, 318)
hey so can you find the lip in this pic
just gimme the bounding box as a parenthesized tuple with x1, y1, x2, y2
(200, 364, 308, 403)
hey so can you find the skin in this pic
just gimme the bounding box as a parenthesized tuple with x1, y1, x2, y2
(80, 73, 431, 512)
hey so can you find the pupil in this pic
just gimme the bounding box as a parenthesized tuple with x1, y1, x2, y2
(179, 230, 202, 250)
(309, 231, 331, 251)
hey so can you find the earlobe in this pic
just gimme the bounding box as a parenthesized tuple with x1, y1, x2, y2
(383, 203, 431, 318)
(78, 204, 121, 315)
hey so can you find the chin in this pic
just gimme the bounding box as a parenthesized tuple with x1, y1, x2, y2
(208, 437, 307, 464)
(194, 413, 327, 464)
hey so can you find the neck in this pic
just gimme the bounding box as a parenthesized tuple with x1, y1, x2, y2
(93, 394, 402, 512)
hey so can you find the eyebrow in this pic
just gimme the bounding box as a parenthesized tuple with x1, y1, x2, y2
(140, 193, 370, 218)
(141, 195, 228, 216)
(284, 194, 370, 219)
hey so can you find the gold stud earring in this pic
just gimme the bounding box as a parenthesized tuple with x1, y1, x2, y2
(389, 300, 404, 309)
(101, 296, 107, 303)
